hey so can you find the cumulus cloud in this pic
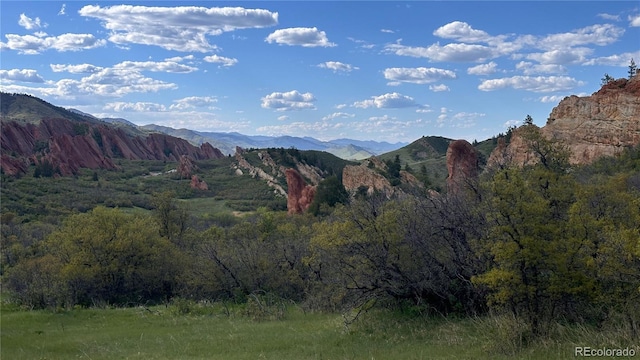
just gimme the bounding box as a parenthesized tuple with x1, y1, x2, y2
(1, 33, 106, 54)
(79, 5, 278, 52)
(630, 15, 640, 27)
(18, 14, 45, 30)
(170, 96, 218, 110)
(537, 24, 624, 49)
(467, 62, 498, 75)
(322, 112, 355, 121)
(429, 84, 450, 92)
(526, 47, 593, 65)
(261, 90, 316, 111)
(384, 67, 456, 85)
(385, 42, 496, 62)
(582, 51, 640, 66)
(516, 61, 566, 75)
(433, 21, 490, 43)
(113, 60, 198, 73)
(204, 54, 239, 67)
(51, 63, 103, 73)
(478, 75, 585, 93)
(353, 92, 422, 109)
(104, 102, 167, 112)
(317, 61, 358, 73)
(265, 27, 336, 47)
(0, 69, 45, 83)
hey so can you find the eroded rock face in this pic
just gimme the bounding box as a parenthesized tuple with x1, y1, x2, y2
(190, 175, 208, 190)
(488, 74, 640, 167)
(446, 139, 479, 192)
(178, 155, 195, 179)
(285, 168, 316, 215)
(0, 118, 224, 176)
(342, 163, 394, 196)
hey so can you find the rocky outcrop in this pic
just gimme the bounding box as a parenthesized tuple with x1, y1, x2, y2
(446, 140, 479, 192)
(0, 118, 224, 176)
(488, 74, 640, 167)
(233, 150, 287, 196)
(285, 168, 316, 215)
(178, 155, 196, 179)
(342, 162, 394, 196)
(190, 175, 208, 190)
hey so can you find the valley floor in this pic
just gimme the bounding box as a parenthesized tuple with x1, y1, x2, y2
(1, 303, 627, 360)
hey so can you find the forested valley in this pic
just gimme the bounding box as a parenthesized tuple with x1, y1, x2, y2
(2, 124, 639, 356)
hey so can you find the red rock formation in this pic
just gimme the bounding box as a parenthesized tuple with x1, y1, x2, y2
(446, 140, 479, 193)
(488, 74, 640, 167)
(178, 155, 195, 179)
(190, 175, 208, 190)
(0, 118, 224, 176)
(285, 168, 316, 215)
(342, 164, 393, 196)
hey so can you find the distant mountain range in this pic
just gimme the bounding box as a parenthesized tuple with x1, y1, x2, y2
(66, 107, 407, 160)
(139, 124, 407, 159)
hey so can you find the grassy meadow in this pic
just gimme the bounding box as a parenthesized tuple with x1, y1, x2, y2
(1, 301, 612, 360)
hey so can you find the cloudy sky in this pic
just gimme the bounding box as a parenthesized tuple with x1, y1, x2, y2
(1, 1, 639, 143)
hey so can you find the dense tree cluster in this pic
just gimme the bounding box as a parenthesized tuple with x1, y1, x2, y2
(2, 130, 639, 342)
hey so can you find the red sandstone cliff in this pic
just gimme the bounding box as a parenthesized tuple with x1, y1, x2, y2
(489, 74, 640, 167)
(1, 118, 224, 176)
(446, 139, 479, 193)
(285, 168, 316, 215)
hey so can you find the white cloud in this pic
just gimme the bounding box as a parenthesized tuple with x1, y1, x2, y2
(79, 5, 279, 52)
(433, 21, 490, 43)
(478, 76, 585, 93)
(318, 61, 358, 73)
(537, 24, 624, 49)
(203, 54, 239, 67)
(516, 61, 566, 75)
(353, 92, 422, 109)
(18, 14, 45, 30)
(170, 96, 218, 110)
(597, 13, 620, 21)
(467, 62, 498, 75)
(58, 4, 66, 16)
(265, 27, 336, 47)
(385, 42, 496, 62)
(526, 47, 593, 65)
(630, 15, 640, 27)
(261, 90, 316, 111)
(51, 63, 103, 73)
(429, 84, 450, 92)
(0, 69, 45, 83)
(104, 102, 167, 112)
(277, 115, 289, 121)
(164, 55, 195, 62)
(322, 112, 355, 121)
(582, 51, 640, 66)
(383, 67, 456, 85)
(381, 29, 395, 34)
(539, 95, 567, 103)
(1, 33, 106, 54)
(113, 60, 198, 73)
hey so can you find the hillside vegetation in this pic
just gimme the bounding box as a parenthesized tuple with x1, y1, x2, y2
(2, 124, 639, 357)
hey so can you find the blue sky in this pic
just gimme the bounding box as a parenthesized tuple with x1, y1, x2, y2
(1, 1, 639, 143)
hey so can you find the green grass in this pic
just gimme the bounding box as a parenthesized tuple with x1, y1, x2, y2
(2, 303, 626, 360)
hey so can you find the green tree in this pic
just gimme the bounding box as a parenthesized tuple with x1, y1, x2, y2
(523, 115, 533, 126)
(151, 191, 189, 245)
(629, 58, 637, 79)
(601, 73, 615, 85)
(308, 175, 349, 215)
(49, 207, 181, 306)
